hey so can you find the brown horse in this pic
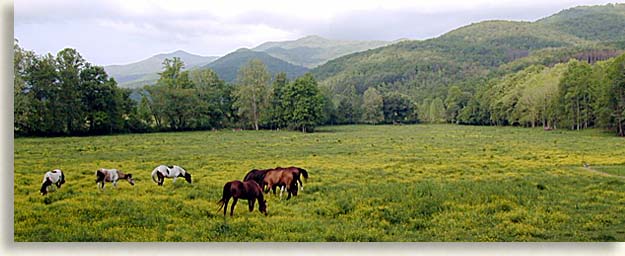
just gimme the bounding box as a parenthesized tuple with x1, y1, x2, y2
(217, 180, 267, 217)
(263, 168, 300, 200)
(244, 166, 309, 192)
(275, 166, 308, 191)
(96, 168, 135, 190)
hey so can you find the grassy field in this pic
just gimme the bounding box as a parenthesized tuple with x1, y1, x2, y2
(13, 124, 625, 241)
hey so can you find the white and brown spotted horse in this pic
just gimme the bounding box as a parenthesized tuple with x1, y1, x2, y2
(151, 165, 192, 186)
(40, 169, 65, 195)
(96, 168, 135, 190)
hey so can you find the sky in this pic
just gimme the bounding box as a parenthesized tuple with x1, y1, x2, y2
(14, 0, 624, 66)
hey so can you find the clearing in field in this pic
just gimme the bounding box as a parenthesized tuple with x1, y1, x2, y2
(13, 124, 625, 241)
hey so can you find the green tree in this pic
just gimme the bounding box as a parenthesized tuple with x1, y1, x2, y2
(158, 57, 193, 89)
(606, 54, 625, 136)
(282, 73, 325, 132)
(56, 48, 86, 134)
(362, 87, 384, 124)
(234, 59, 270, 130)
(13, 40, 35, 135)
(190, 68, 234, 129)
(383, 92, 415, 124)
(445, 86, 471, 123)
(429, 97, 446, 123)
(265, 72, 289, 129)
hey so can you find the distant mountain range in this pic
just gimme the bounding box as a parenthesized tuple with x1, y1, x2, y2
(104, 50, 218, 88)
(105, 3, 625, 93)
(106, 36, 397, 88)
(253, 35, 400, 68)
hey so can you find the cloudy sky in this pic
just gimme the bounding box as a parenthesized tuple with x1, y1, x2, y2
(14, 0, 622, 66)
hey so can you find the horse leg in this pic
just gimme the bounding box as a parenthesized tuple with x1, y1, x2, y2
(230, 198, 238, 217)
(279, 186, 284, 199)
(173, 177, 177, 183)
(248, 199, 255, 212)
(286, 185, 292, 200)
(223, 198, 229, 217)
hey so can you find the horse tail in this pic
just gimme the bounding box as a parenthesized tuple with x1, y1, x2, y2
(297, 168, 308, 180)
(151, 169, 159, 184)
(217, 182, 232, 212)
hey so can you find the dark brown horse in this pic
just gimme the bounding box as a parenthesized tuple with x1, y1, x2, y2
(217, 180, 267, 217)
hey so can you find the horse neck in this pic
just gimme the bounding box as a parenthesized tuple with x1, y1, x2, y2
(116, 170, 127, 179)
(175, 167, 186, 177)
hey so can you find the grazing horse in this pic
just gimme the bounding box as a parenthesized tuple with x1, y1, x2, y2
(217, 180, 267, 217)
(244, 166, 310, 199)
(40, 169, 65, 196)
(96, 168, 135, 190)
(263, 169, 301, 200)
(151, 165, 192, 186)
(275, 166, 309, 191)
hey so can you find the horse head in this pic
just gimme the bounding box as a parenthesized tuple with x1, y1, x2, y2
(259, 199, 267, 216)
(126, 174, 135, 185)
(184, 172, 192, 183)
(177, 166, 192, 184)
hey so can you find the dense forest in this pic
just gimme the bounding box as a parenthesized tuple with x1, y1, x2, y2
(12, 4, 625, 137)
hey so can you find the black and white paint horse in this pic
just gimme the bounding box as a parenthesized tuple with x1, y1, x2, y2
(96, 168, 135, 190)
(151, 165, 192, 186)
(40, 169, 65, 195)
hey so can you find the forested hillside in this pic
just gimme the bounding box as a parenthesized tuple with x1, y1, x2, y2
(312, 4, 625, 101)
(204, 48, 309, 83)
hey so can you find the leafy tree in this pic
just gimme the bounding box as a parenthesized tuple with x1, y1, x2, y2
(158, 57, 193, 89)
(606, 54, 625, 136)
(445, 86, 471, 123)
(281, 73, 324, 132)
(190, 68, 234, 129)
(13, 40, 35, 135)
(429, 98, 446, 124)
(264, 72, 289, 129)
(234, 59, 270, 130)
(383, 92, 415, 124)
(56, 48, 86, 133)
(362, 87, 384, 124)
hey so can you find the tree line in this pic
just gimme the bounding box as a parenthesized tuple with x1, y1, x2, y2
(14, 40, 625, 137)
(452, 54, 625, 136)
(13, 42, 333, 136)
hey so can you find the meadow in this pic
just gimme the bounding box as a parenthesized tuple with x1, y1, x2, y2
(13, 124, 625, 242)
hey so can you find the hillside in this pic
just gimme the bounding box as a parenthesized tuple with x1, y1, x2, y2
(537, 3, 625, 42)
(311, 4, 625, 101)
(253, 35, 398, 68)
(203, 48, 309, 83)
(104, 50, 218, 88)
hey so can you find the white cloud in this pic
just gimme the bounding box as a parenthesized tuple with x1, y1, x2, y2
(14, 0, 623, 65)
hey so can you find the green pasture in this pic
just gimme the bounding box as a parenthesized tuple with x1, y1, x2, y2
(13, 125, 625, 241)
